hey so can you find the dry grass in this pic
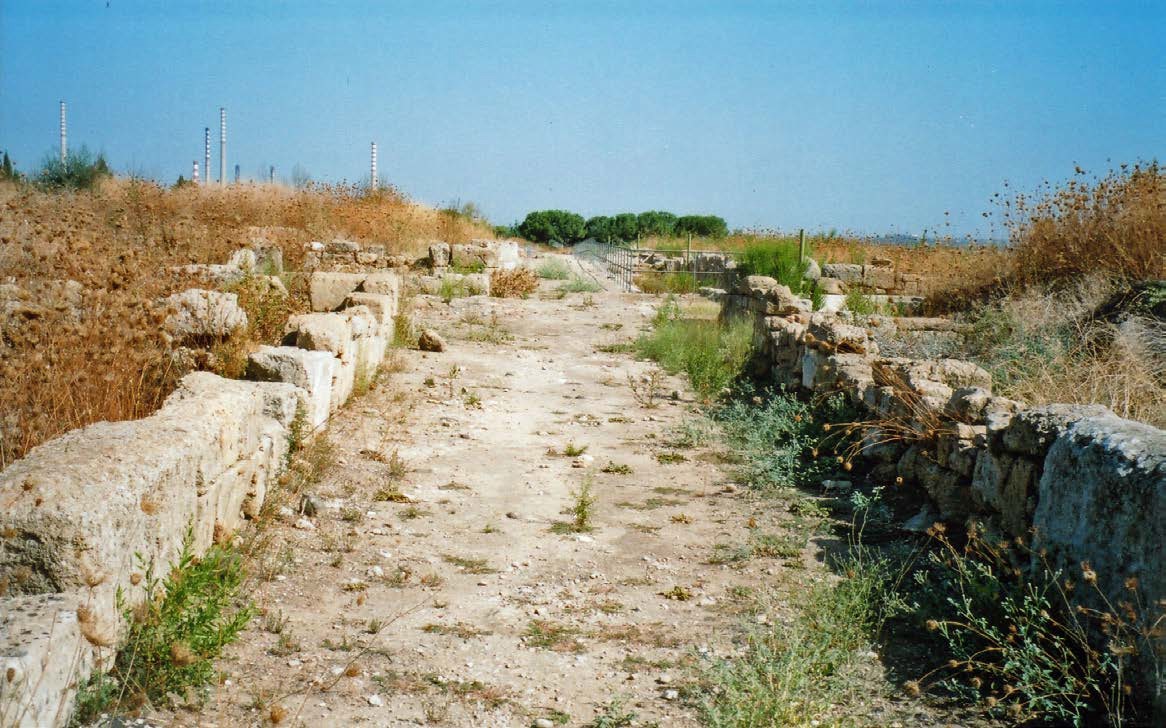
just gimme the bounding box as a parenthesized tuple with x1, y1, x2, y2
(0, 178, 493, 465)
(963, 278, 1166, 427)
(1005, 162, 1165, 286)
(489, 267, 539, 298)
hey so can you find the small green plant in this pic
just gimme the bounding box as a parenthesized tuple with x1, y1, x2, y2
(699, 554, 904, 725)
(627, 367, 666, 408)
(439, 275, 471, 302)
(523, 619, 583, 652)
(601, 462, 632, 475)
(560, 276, 603, 293)
(844, 289, 880, 316)
(441, 554, 497, 574)
(73, 529, 254, 722)
(537, 259, 572, 280)
(563, 442, 589, 457)
(553, 475, 597, 534)
(587, 698, 639, 728)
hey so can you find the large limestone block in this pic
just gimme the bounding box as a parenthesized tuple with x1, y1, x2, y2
(1002, 403, 1111, 457)
(0, 373, 302, 625)
(345, 292, 397, 335)
(428, 242, 451, 268)
(247, 345, 338, 430)
(493, 240, 520, 270)
(161, 289, 248, 343)
(450, 241, 498, 269)
(309, 272, 366, 312)
(361, 271, 401, 299)
(821, 263, 864, 283)
(1033, 413, 1166, 715)
(289, 312, 353, 358)
(0, 593, 93, 728)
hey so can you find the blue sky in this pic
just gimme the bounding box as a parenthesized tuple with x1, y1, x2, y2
(1, 1, 1162, 236)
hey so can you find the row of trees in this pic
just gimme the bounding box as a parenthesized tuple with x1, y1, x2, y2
(514, 209, 728, 245)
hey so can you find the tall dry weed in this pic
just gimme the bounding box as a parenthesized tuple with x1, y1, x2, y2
(0, 179, 494, 464)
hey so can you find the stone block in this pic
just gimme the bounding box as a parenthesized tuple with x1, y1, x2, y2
(309, 272, 366, 312)
(289, 312, 353, 358)
(1002, 403, 1111, 457)
(247, 345, 338, 430)
(0, 593, 93, 728)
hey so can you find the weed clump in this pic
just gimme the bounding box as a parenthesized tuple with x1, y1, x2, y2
(73, 529, 254, 721)
(635, 296, 753, 399)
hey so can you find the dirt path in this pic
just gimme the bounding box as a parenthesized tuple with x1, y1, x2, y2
(170, 267, 937, 728)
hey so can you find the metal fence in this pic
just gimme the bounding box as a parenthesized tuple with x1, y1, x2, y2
(573, 241, 737, 293)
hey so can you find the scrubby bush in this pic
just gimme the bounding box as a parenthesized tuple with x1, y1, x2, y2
(1006, 162, 1164, 285)
(517, 209, 586, 245)
(35, 145, 110, 190)
(585, 215, 613, 242)
(610, 212, 639, 242)
(490, 267, 540, 298)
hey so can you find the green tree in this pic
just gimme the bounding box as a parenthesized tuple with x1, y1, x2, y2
(636, 210, 678, 237)
(0, 151, 13, 181)
(517, 210, 587, 245)
(585, 215, 612, 242)
(675, 214, 728, 238)
(610, 213, 639, 242)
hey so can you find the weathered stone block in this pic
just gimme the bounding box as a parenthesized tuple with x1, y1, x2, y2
(1032, 413, 1166, 715)
(247, 345, 338, 430)
(1002, 403, 1111, 457)
(289, 312, 352, 358)
(309, 272, 366, 311)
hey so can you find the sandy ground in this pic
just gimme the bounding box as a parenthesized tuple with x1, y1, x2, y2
(156, 260, 965, 728)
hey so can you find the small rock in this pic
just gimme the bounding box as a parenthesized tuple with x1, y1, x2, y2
(534, 720, 555, 728)
(418, 329, 446, 352)
(367, 694, 384, 707)
(294, 517, 316, 531)
(656, 674, 673, 685)
(663, 689, 679, 700)
(572, 454, 595, 468)
(367, 566, 385, 578)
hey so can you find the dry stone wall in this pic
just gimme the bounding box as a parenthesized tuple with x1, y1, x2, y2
(721, 275, 1165, 714)
(0, 254, 401, 725)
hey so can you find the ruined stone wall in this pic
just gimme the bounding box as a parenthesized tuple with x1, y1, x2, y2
(722, 275, 1165, 714)
(0, 255, 402, 726)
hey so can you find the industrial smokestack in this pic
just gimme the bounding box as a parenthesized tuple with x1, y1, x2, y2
(370, 141, 377, 190)
(59, 101, 67, 162)
(269, 165, 275, 184)
(219, 108, 226, 186)
(234, 164, 240, 184)
(203, 128, 211, 186)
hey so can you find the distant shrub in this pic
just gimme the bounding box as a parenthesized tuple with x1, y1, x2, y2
(517, 210, 587, 245)
(35, 145, 110, 191)
(610, 212, 639, 242)
(0, 150, 16, 181)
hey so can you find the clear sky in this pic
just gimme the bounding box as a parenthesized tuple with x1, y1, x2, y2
(1, 1, 1162, 237)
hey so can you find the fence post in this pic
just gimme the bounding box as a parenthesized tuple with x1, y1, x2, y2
(798, 228, 806, 265)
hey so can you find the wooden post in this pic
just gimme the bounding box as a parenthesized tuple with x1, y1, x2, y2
(798, 228, 806, 264)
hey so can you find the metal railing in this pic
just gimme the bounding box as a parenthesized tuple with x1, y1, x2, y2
(573, 241, 738, 293)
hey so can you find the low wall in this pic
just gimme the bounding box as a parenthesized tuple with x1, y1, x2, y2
(722, 275, 1165, 714)
(0, 268, 400, 726)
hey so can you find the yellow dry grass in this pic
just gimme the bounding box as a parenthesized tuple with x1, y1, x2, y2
(0, 178, 494, 465)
